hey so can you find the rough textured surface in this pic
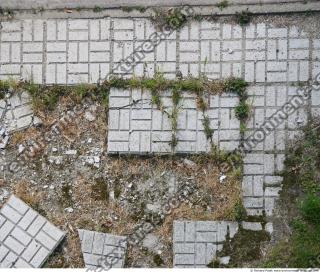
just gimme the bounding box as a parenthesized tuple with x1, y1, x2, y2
(78, 229, 127, 269)
(0, 195, 65, 268)
(108, 88, 240, 154)
(173, 220, 238, 267)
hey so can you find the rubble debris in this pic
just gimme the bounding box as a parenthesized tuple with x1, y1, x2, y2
(0, 126, 9, 149)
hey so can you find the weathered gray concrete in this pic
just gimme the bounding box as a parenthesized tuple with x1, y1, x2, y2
(0, 195, 65, 268)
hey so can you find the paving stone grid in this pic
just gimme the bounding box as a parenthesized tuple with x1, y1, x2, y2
(173, 221, 238, 267)
(0, 19, 319, 83)
(0, 195, 65, 268)
(78, 229, 127, 269)
(108, 88, 240, 154)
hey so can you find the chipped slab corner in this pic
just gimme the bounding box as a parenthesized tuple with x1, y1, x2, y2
(0, 195, 66, 268)
(78, 229, 127, 269)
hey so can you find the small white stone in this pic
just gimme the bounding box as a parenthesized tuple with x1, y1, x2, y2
(33, 116, 43, 126)
(65, 150, 77, 155)
(49, 185, 55, 190)
(18, 144, 25, 154)
(52, 147, 58, 152)
(219, 175, 227, 183)
(85, 111, 96, 122)
(87, 138, 92, 143)
(183, 158, 196, 167)
(65, 207, 74, 213)
(43, 185, 49, 189)
(94, 156, 100, 163)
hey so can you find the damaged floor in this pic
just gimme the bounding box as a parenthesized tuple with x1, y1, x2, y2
(0, 92, 242, 267)
(0, 8, 320, 268)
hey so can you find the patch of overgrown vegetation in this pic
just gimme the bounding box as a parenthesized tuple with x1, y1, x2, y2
(235, 101, 250, 120)
(0, 80, 10, 99)
(216, 0, 229, 11)
(91, 178, 109, 202)
(202, 115, 214, 141)
(0, 76, 249, 149)
(121, 6, 147, 13)
(153, 254, 164, 266)
(0, 7, 14, 18)
(93, 6, 103, 13)
(236, 10, 252, 26)
(151, 7, 188, 30)
(59, 183, 73, 207)
(212, 227, 270, 267)
(262, 120, 320, 268)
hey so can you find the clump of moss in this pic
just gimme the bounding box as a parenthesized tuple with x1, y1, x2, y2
(233, 200, 247, 222)
(151, 7, 188, 30)
(235, 101, 250, 121)
(224, 78, 248, 97)
(93, 6, 103, 12)
(216, 227, 270, 267)
(216, 0, 229, 11)
(202, 115, 214, 141)
(153, 254, 164, 266)
(236, 10, 252, 26)
(0, 80, 11, 94)
(121, 6, 147, 13)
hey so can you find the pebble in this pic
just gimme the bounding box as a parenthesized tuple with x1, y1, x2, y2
(65, 207, 74, 213)
(18, 144, 25, 154)
(85, 111, 96, 122)
(65, 150, 77, 155)
(183, 158, 196, 167)
(219, 175, 227, 183)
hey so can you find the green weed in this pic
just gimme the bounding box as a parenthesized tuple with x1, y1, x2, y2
(216, 0, 229, 11)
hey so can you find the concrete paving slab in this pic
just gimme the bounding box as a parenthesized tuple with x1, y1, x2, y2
(78, 229, 127, 269)
(0, 195, 65, 268)
(107, 88, 240, 154)
(173, 220, 238, 267)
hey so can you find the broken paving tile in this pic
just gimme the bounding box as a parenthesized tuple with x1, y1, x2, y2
(78, 229, 127, 269)
(0, 195, 65, 268)
(1, 92, 38, 134)
(0, 126, 9, 149)
(173, 220, 239, 268)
